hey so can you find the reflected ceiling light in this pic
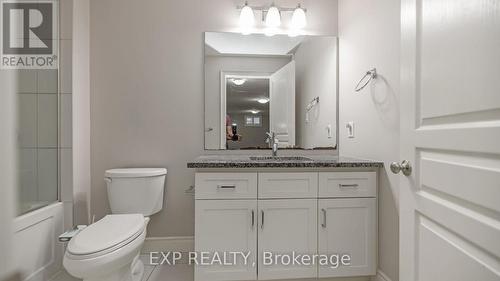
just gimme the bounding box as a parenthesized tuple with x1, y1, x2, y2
(250, 110, 259, 114)
(257, 98, 269, 104)
(239, 1, 255, 35)
(265, 3, 281, 28)
(232, 78, 246, 86)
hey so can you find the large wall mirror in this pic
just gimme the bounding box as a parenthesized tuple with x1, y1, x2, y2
(204, 32, 338, 150)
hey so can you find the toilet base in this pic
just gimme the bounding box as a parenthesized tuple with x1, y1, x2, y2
(83, 254, 144, 281)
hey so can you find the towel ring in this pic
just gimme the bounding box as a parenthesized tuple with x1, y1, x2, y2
(354, 68, 377, 92)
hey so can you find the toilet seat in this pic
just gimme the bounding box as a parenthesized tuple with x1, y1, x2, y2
(67, 214, 145, 259)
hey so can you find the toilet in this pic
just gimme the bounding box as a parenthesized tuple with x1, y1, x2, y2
(63, 168, 167, 281)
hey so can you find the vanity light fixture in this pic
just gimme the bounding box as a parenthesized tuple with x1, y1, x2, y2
(257, 98, 270, 104)
(289, 4, 306, 36)
(237, 2, 307, 36)
(239, 1, 255, 35)
(265, 3, 281, 28)
(232, 78, 247, 86)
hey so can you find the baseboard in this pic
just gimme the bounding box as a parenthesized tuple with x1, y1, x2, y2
(141, 236, 194, 253)
(371, 270, 393, 281)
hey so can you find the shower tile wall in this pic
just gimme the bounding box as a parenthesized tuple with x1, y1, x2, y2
(17, 0, 73, 215)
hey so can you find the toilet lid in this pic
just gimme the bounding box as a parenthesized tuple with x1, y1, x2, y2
(67, 214, 145, 256)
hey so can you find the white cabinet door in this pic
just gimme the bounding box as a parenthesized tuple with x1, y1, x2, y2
(195, 200, 257, 281)
(318, 198, 376, 278)
(258, 199, 317, 280)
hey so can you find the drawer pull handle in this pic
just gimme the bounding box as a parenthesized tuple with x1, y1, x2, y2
(251, 210, 255, 228)
(261, 210, 265, 229)
(321, 208, 327, 228)
(339, 183, 359, 188)
(217, 185, 236, 189)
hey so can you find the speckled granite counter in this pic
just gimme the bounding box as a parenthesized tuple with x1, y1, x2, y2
(187, 155, 383, 168)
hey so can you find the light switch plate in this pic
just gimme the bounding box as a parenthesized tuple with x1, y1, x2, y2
(347, 121, 355, 138)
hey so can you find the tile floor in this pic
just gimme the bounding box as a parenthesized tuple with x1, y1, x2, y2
(52, 255, 194, 281)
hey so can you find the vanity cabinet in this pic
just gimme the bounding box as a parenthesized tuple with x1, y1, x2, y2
(195, 199, 257, 281)
(318, 198, 377, 278)
(258, 199, 317, 280)
(194, 170, 377, 281)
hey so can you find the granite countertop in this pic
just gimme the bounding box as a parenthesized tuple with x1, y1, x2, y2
(187, 155, 383, 168)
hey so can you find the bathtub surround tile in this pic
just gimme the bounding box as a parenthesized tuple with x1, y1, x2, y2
(61, 94, 73, 148)
(17, 70, 37, 93)
(19, 148, 38, 204)
(37, 94, 58, 148)
(18, 94, 37, 148)
(36, 70, 59, 94)
(37, 149, 58, 202)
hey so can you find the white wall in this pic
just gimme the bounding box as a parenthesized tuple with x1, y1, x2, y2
(295, 37, 338, 149)
(89, 0, 338, 237)
(338, 0, 400, 280)
(73, 0, 91, 225)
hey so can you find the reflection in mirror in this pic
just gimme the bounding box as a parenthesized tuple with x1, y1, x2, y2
(204, 32, 338, 150)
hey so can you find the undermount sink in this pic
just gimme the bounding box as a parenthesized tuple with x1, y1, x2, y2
(249, 156, 313, 161)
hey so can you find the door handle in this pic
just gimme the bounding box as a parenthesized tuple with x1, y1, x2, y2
(321, 208, 327, 228)
(390, 160, 412, 176)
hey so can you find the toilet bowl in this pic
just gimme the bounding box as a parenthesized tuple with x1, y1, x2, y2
(63, 168, 167, 281)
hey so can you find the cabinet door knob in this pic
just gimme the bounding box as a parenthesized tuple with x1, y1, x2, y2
(390, 160, 412, 176)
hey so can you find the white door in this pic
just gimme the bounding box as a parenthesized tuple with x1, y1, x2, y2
(258, 199, 317, 280)
(399, 0, 500, 280)
(318, 198, 376, 278)
(270, 61, 295, 147)
(195, 200, 257, 281)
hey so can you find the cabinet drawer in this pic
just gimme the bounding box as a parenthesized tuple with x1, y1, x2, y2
(319, 172, 376, 198)
(258, 172, 318, 199)
(195, 173, 257, 199)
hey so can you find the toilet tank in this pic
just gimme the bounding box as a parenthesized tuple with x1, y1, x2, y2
(104, 168, 167, 216)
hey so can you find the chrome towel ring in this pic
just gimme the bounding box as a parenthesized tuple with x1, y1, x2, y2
(354, 68, 377, 92)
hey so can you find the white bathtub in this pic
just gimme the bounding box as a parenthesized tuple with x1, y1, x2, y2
(13, 202, 65, 281)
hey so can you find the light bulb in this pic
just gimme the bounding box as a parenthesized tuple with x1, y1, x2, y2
(265, 4, 281, 28)
(291, 5, 307, 29)
(239, 2, 255, 34)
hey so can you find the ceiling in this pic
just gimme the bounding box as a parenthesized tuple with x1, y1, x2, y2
(226, 78, 269, 115)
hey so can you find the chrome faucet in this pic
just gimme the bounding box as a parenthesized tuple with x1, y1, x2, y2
(265, 132, 279, 157)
